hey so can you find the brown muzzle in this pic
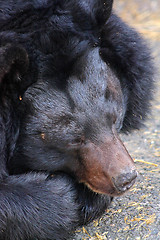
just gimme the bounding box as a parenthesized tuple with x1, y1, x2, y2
(76, 134, 137, 196)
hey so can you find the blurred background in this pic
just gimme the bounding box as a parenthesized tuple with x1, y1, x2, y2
(74, 0, 160, 239)
(115, 0, 160, 60)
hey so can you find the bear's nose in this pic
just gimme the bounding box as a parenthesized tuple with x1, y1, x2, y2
(112, 170, 138, 193)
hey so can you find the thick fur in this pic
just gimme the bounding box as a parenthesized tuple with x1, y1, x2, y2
(0, 0, 154, 239)
(101, 14, 154, 132)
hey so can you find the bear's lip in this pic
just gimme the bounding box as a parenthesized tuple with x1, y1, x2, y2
(83, 180, 126, 196)
(78, 168, 137, 196)
(79, 176, 131, 196)
(84, 179, 136, 196)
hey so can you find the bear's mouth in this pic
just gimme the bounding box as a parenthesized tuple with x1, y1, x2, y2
(81, 171, 137, 196)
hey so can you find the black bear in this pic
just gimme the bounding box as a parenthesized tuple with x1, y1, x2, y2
(0, 0, 154, 239)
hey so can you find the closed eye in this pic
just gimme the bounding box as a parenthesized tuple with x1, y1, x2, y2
(67, 136, 85, 149)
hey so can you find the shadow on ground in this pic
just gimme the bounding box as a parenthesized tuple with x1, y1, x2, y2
(74, 0, 160, 239)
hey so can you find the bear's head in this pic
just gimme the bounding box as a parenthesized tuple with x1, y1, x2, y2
(5, 0, 137, 196)
(17, 47, 137, 196)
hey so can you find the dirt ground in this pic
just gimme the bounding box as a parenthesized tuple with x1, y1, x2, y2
(74, 1, 160, 239)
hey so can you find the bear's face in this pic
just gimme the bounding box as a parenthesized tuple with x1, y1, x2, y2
(19, 48, 137, 196)
(2, 0, 137, 196)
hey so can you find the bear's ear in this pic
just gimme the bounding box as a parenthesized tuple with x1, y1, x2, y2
(91, 0, 113, 26)
(69, 0, 113, 30)
(0, 44, 29, 97)
(81, 0, 113, 26)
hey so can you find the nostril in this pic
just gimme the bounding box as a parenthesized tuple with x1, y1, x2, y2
(112, 170, 137, 193)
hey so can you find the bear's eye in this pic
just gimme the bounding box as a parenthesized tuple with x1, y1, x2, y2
(68, 136, 85, 149)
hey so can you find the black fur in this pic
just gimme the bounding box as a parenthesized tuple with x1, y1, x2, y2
(0, 0, 154, 239)
(100, 13, 154, 132)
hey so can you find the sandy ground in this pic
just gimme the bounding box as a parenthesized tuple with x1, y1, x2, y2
(74, 0, 160, 239)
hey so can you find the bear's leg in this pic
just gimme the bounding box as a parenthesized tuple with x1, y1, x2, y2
(76, 183, 112, 225)
(0, 173, 112, 240)
(0, 173, 80, 240)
